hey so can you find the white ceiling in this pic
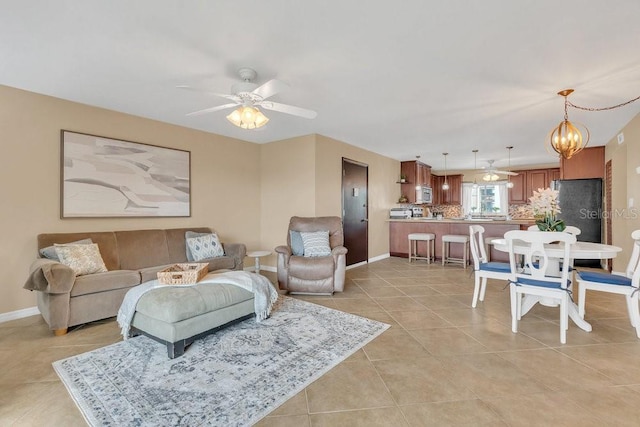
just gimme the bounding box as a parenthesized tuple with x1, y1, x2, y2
(2, 1, 640, 171)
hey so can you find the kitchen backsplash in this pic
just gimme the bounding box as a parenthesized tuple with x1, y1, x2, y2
(509, 204, 535, 219)
(431, 204, 463, 218)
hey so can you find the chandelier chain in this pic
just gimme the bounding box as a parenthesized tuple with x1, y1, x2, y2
(567, 94, 640, 112)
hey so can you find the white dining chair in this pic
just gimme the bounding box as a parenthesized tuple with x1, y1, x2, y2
(505, 230, 576, 344)
(469, 225, 512, 308)
(577, 230, 640, 338)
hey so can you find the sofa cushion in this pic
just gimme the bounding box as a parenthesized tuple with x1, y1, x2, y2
(40, 238, 93, 261)
(55, 243, 108, 276)
(135, 283, 254, 324)
(71, 270, 141, 297)
(114, 230, 171, 270)
(38, 232, 120, 271)
(187, 233, 225, 261)
(165, 228, 212, 263)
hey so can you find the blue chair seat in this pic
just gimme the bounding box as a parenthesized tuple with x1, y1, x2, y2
(578, 271, 632, 286)
(531, 261, 573, 272)
(515, 276, 568, 289)
(479, 262, 511, 273)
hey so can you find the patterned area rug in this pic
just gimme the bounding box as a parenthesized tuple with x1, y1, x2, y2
(53, 296, 389, 426)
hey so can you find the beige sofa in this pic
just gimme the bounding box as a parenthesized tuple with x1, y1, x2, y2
(23, 227, 246, 335)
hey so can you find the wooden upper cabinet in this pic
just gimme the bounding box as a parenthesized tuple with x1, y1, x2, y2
(430, 174, 462, 205)
(444, 174, 462, 205)
(560, 146, 605, 179)
(508, 172, 527, 204)
(508, 168, 560, 204)
(527, 169, 549, 194)
(400, 160, 432, 203)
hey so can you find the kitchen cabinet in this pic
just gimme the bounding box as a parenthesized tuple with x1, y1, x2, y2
(560, 146, 605, 179)
(431, 174, 462, 205)
(508, 168, 560, 204)
(400, 160, 431, 203)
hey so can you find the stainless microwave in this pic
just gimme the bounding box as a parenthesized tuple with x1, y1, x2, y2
(416, 186, 433, 204)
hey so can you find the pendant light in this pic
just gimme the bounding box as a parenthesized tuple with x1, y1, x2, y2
(472, 150, 478, 188)
(442, 153, 449, 190)
(506, 146, 514, 189)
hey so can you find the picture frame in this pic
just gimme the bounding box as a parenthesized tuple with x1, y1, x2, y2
(60, 130, 191, 218)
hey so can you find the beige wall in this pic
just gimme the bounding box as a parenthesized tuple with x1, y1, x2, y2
(259, 135, 317, 262)
(315, 135, 399, 259)
(258, 134, 400, 267)
(605, 112, 640, 271)
(0, 85, 262, 315)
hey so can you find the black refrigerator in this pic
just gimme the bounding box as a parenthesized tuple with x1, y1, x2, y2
(552, 178, 603, 267)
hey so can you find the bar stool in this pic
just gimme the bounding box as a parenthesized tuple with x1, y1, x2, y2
(408, 233, 436, 264)
(442, 234, 470, 268)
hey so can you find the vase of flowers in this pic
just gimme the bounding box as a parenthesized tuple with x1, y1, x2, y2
(529, 187, 566, 232)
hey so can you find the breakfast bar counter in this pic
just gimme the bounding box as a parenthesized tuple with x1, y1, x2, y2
(388, 218, 535, 262)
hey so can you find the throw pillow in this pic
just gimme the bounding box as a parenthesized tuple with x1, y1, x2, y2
(300, 230, 331, 257)
(40, 238, 93, 261)
(289, 230, 305, 256)
(186, 233, 225, 261)
(185, 231, 214, 262)
(54, 243, 108, 276)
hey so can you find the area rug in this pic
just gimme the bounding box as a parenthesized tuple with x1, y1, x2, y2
(53, 296, 389, 426)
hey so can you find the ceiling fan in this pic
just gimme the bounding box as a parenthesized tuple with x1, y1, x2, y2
(178, 68, 317, 129)
(482, 160, 518, 181)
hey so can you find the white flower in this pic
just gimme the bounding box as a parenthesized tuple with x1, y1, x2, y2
(529, 187, 561, 216)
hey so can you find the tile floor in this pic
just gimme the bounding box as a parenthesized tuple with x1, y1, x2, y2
(3, 257, 640, 426)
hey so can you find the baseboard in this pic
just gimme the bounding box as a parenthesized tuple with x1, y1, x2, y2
(369, 253, 390, 263)
(0, 306, 40, 324)
(346, 253, 390, 270)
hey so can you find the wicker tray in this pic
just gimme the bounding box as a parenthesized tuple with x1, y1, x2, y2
(157, 263, 208, 285)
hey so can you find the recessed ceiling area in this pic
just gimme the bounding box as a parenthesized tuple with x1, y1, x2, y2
(1, 1, 639, 170)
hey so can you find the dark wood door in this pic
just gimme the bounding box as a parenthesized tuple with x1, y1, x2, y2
(508, 172, 527, 204)
(342, 158, 368, 265)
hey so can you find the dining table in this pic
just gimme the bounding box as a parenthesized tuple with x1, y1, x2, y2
(491, 238, 622, 332)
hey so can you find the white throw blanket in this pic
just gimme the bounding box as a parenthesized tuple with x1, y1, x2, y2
(117, 270, 279, 339)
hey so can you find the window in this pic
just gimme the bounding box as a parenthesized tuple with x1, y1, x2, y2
(463, 182, 508, 215)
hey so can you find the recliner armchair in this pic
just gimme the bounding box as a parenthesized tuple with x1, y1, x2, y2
(275, 216, 348, 294)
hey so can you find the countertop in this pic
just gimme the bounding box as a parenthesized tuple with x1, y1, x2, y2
(387, 218, 535, 225)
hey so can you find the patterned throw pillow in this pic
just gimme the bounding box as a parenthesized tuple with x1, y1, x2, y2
(289, 230, 305, 256)
(186, 233, 225, 261)
(185, 231, 212, 262)
(54, 243, 108, 276)
(40, 238, 93, 261)
(300, 231, 331, 257)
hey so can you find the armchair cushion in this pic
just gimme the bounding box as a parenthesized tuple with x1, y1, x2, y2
(300, 230, 331, 257)
(289, 231, 304, 256)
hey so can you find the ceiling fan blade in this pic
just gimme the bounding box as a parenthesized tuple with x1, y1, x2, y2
(252, 79, 290, 100)
(260, 101, 317, 119)
(185, 103, 238, 116)
(495, 170, 518, 176)
(176, 85, 240, 102)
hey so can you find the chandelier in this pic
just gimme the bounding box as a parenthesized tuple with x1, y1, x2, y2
(226, 106, 269, 130)
(548, 89, 640, 159)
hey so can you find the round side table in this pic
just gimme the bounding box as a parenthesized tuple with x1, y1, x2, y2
(247, 250, 272, 274)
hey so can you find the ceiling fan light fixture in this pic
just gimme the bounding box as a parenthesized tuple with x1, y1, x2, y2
(482, 172, 499, 182)
(226, 106, 269, 130)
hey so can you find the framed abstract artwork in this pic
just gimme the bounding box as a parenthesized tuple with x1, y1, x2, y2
(61, 130, 191, 218)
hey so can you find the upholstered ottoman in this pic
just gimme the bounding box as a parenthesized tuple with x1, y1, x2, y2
(130, 283, 255, 358)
